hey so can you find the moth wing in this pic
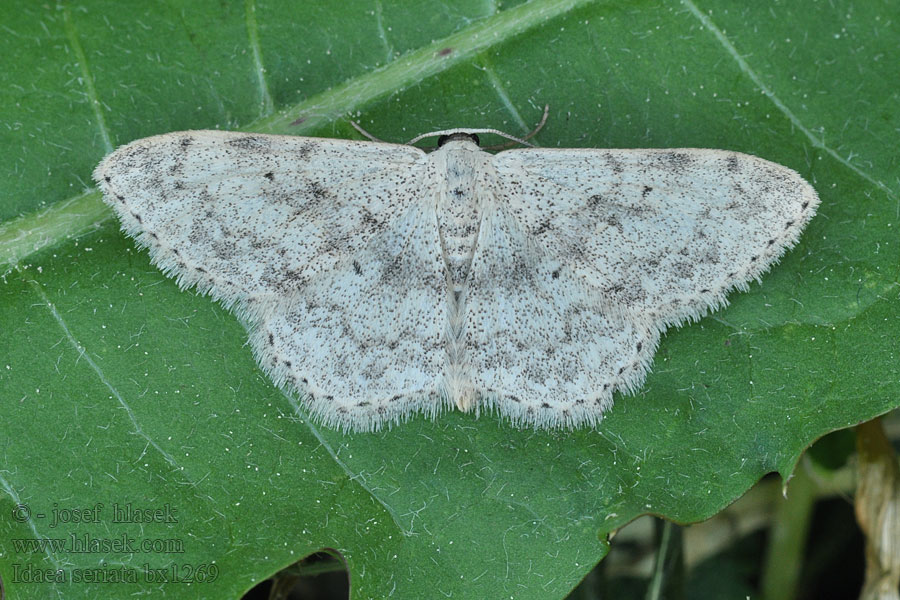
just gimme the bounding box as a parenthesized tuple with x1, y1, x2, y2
(464, 201, 657, 428)
(252, 198, 449, 432)
(465, 148, 818, 427)
(95, 130, 426, 305)
(96, 131, 447, 431)
(491, 148, 818, 326)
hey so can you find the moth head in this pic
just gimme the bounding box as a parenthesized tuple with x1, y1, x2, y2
(437, 132, 481, 147)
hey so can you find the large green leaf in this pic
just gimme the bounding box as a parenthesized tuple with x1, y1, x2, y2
(1, 0, 897, 598)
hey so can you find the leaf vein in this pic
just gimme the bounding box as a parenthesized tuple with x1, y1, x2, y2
(0, 470, 66, 571)
(62, 4, 113, 154)
(27, 277, 193, 482)
(281, 391, 412, 536)
(682, 0, 897, 203)
(244, 0, 274, 117)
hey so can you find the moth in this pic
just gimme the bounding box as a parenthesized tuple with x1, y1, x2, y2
(95, 120, 818, 431)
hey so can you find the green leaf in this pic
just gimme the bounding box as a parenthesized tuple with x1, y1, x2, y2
(1, 1, 897, 598)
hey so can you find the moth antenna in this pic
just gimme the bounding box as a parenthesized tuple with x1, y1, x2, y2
(409, 105, 549, 149)
(522, 104, 550, 142)
(482, 105, 550, 151)
(350, 120, 386, 143)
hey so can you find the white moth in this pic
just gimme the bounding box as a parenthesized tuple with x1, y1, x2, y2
(94, 124, 818, 432)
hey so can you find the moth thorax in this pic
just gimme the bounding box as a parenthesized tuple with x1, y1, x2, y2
(438, 144, 488, 284)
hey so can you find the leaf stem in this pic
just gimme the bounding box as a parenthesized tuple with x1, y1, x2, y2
(760, 456, 817, 600)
